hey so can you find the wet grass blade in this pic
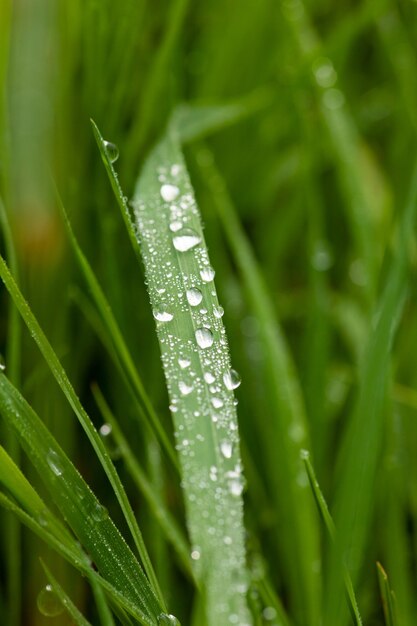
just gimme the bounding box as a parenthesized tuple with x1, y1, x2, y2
(377, 562, 398, 626)
(0, 253, 165, 609)
(127, 129, 251, 626)
(0, 373, 162, 625)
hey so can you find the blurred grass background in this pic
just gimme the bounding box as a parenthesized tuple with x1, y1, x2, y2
(1, 0, 417, 624)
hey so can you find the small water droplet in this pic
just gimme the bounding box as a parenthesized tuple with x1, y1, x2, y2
(300, 449, 310, 460)
(153, 308, 174, 322)
(220, 440, 233, 459)
(0, 355, 6, 371)
(46, 450, 63, 477)
(211, 397, 223, 409)
(171, 164, 181, 177)
(200, 267, 215, 282)
(91, 502, 108, 522)
(103, 140, 119, 163)
(173, 228, 201, 252)
(160, 184, 180, 202)
(204, 372, 215, 384)
(158, 613, 181, 625)
(186, 288, 203, 306)
(169, 220, 182, 232)
(223, 369, 241, 390)
(312, 57, 337, 88)
(195, 327, 214, 349)
(99, 423, 112, 437)
(178, 357, 191, 369)
(263, 606, 277, 621)
(191, 549, 201, 560)
(37, 585, 64, 617)
(213, 305, 224, 318)
(179, 381, 194, 396)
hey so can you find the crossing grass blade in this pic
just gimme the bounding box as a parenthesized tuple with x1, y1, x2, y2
(40, 562, 94, 626)
(377, 562, 398, 626)
(0, 253, 165, 609)
(0, 373, 163, 625)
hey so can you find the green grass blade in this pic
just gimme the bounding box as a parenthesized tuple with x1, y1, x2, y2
(325, 161, 417, 625)
(301, 450, 362, 626)
(0, 253, 165, 609)
(55, 186, 178, 470)
(377, 562, 398, 626)
(0, 373, 162, 625)
(193, 143, 321, 624)
(92, 384, 194, 583)
(40, 561, 93, 626)
(130, 130, 251, 626)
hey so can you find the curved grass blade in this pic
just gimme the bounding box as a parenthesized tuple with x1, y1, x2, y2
(127, 130, 251, 626)
(92, 384, 194, 582)
(0, 253, 165, 609)
(192, 143, 321, 624)
(40, 561, 93, 626)
(55, 186, 178, 470)
(377, 562, 398, 626)
(0, 373, 163, 625)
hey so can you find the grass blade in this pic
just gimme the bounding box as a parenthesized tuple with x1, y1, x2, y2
(0, 253, 165, 609)
(377, 562, 398, 626)
(129, 130, 251, 626)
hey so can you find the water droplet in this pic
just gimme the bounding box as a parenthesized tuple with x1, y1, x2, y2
(169, 220, 182, 232)
(223, 369, 241, 390)
(195, 327, 214, 349)
(158, 613, 181, 625)
(186, 288, 203, 306)
(99, 423, 112, 437)
(263, 606, 277, 621)
(200, 267, 215, 282)
(153, 308, 174, 322)
(312, 57, 337, 88)
(204, 372, 215, 384)
(179, 381, 194, 396)
(213, 305, 224, 318)
(211, 397, 223, 409)
(160, 184, 180, 202)
(46, 450, 63, 477)
(173, 228, 201, 252)
(228, 477, 244, 497)
(0, 355, 5, 371)
(178, 357, 191, 369)
(220, 440, 233, 459)
(322, 88, 345, 110)
(103, 141, 119, 163)
(300, 449, 310, 460)
(191, 548, 201, 560)
(91, 502, 108, 522)
(171, 164, 181, 177)
(37, 585, 64, 617)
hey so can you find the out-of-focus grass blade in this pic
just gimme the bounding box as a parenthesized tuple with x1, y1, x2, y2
(193, 143, 320, 625)
(92, 384, 194, 582)
(325, 162, 417, 625)
(40, 561, 93, 626)
(377, 562, 398, 626)
(0, 253, 165, 609)
(0, 373, 162, 625)
(128, 130, 251, 626)
(55, 187, 178, 470)
(301, 450, 362, 626)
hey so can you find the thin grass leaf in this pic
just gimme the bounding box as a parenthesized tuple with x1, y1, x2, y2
(325, 162, 417, 625)
(41, 561, 93, 626)
(92, 384, 194, 583)
(301, 450, 362, 626)
(377, 562, 398, 626)
(55, 186, 178, 470)
(0, 253, 165, 609)
(125, 129, 251, 626)
(192, 143, 321, 624)
(0, 373, 164, 625)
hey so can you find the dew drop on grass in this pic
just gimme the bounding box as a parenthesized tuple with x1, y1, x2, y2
(178, 357, 191, 369)
(179, 381, 194, 396)
(173, 228, 201, 252)
(200, 266, 215, 282)
(37, 584, 64, 617)
(169, 220, 182, 232)
(99, 423, 112, 437)
(186, 288, 203, 306)
(204, 372, 215, 384)
(223, 368, 241, 390)
(91, 502, 108, 522)
(0, 355, 5, 371)
(195, 327, 214, 349)
(211, 397, 223, 409)
(220, 440, 233, 459)
(158, 613, 181, 625)
(191, 548, 201, 560)
(213, 305, 224, 318)
(103, 140, 119, 163)
(153, 308, 174, 322)
(160, 183, 180, 202)
(46, 450, 63, 477)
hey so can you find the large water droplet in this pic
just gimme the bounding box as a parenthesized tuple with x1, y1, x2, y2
(200, 267, 215, 282)
(186, 288, 203, 306)
(223, 369, 241, 390)
(220, 440, 233, 459)
(195, 327, 214, 349)
(46, 450, 63, 477)
(37, 585, 64, 617)
(158, 613, 181, 625)
(91, 502, 108, 522)
(153, 308, 174, 322)
(103, 140, 119, 163)
(160, 184, 180, 202)
(173, 228, 201, 252)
